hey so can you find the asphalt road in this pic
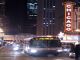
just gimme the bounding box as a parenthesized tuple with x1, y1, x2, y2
(0, 45, 75, 60)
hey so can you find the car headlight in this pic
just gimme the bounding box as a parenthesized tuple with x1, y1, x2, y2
(69, 52, 75, 57)
(13, 44, 19, 47)
(13, 44, 20, 51)
(25, 46, 30, 51)
(13, 46, 19, 51)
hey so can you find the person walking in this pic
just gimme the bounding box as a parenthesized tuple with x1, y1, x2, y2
(70, 43, 75, 53)
(75, 44, 80, 60)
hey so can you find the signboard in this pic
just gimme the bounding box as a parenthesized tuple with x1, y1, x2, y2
(64, 3, 73, 32)
(32, 37, 59, 40)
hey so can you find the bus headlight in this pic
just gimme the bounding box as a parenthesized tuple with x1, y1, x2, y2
(25, 46, 30, 51)
(63, 48, 70, 52)
(25, 47, 37, 53)
(57, 49, 63, 52)
(30, 49, 37, 53)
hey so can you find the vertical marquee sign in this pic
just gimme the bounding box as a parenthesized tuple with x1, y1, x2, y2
(64, 2, 73, 32)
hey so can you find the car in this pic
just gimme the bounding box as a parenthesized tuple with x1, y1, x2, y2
(69, 52, 75, 58)
(12, 43, 23, 51)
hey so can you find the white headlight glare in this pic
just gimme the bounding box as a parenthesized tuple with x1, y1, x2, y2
(63, 49, 70, 52)
(30, 49, 37, 53)
(13, 46, 19, 50)
(57, 49, 63, 52)
(13, 43, 18, 46)
(69, 53, 72, 56)
(25, 46, 30, 51)
(16, 44, 19, 47)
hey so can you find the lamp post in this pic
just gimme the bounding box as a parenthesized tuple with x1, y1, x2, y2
(58, 32, 64, 40)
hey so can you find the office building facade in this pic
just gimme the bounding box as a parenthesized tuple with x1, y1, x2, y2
(27, 0, 37, 34)
(74, 3, 80, 31)
(0, 0, 9, 34)
(37, 0, 64, 35)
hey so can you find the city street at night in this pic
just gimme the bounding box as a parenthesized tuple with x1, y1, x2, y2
(0, 45, 75, 60)
(0, 0, 80, 60)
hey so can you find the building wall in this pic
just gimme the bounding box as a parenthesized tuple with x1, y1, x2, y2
(75, 7, 80, 29)
(37, 0, 44, 35)
(27, 0, 37, 34)
(73, 6, 80, 32)
(3, 34, 34, 41)
(37, 0, 63, 35)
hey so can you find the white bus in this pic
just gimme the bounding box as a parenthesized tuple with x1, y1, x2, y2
(24, 36, 62, 56)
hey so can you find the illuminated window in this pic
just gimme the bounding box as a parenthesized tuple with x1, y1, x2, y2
(43, 23, 45, 24)
(53, 6, 55, 7)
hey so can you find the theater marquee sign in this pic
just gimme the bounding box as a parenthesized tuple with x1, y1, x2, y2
(64, 3, 73, 32)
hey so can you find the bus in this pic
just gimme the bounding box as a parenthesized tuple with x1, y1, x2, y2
(24, 36, 62, 56)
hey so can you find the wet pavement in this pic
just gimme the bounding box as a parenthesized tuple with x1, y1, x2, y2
(0, 45, 75, 60)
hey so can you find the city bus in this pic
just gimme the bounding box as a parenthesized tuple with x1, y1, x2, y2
(24, 36, 63, 56)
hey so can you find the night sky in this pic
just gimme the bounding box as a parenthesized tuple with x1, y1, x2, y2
(5, 0, 27, 27)
(4, 0, 28, 34)
(5, 0, 37, 34)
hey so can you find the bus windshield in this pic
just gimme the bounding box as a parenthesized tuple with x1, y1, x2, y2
(29, 37, 61, 48)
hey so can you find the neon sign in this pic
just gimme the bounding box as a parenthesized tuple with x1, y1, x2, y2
(65, 4, 73, 32)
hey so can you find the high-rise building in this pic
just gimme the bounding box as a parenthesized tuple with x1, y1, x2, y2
(74, 3, 80, 31)
(0, 0, 8, 34)
(37, 0, 64, 35)
(0, 0, 14, 35)
(26, 0, 37, 34)
(5, 0, 27, 34)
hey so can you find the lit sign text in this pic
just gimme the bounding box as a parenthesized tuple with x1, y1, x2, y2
(65, 4, 72, 32)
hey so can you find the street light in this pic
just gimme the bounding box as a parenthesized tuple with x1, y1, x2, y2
(58, 32, 64, 40)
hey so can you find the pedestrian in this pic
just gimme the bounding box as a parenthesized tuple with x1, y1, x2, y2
(70, 43, 75, 53)
(75, 44, 80, 60)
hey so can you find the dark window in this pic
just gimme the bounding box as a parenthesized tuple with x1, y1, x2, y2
(29, 37, 61, 48)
